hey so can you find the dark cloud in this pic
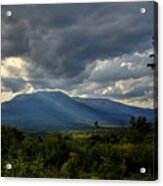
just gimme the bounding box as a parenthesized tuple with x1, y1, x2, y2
(2, 2, 154, 79)
(1, 10, 30, 58)
(1, 2, 156, 107)
(2, 78, 28, 92)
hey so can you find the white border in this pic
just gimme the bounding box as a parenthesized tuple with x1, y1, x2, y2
(1, 0, 163, 186)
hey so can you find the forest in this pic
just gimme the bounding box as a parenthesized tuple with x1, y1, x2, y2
(1, 116, 158, 180)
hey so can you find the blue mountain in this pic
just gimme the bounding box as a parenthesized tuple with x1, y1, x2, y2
(1, 91, 154, 130)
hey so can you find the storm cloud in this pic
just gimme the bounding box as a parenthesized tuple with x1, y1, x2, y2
(1, 2, 156, 107)
(2, 2, 154, 76)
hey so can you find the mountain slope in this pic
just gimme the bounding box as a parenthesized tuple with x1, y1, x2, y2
(74, 97, 154, 122)
(1, 91, 154, 130)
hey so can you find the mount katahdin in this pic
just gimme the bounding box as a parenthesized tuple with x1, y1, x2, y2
(1, 91, 154, 130)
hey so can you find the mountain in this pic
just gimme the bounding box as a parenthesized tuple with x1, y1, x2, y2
(74, 97, 154, 121)
(1, 91, 154, 130)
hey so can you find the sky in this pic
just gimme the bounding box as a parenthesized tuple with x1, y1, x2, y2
(1, 2, 156, 108)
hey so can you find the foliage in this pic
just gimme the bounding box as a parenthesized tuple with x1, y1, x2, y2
(1, 116, 157, 180)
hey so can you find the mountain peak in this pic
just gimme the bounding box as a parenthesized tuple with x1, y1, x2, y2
(2, 91, 154, 130)
(11, 91, 69, 101)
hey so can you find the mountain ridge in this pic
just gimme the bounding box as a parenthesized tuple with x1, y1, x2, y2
(1, 91, 154, 130)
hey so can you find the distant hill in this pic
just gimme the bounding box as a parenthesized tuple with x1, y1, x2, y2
(74, 97, 154, 122)
(1, 91, 154, 130)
